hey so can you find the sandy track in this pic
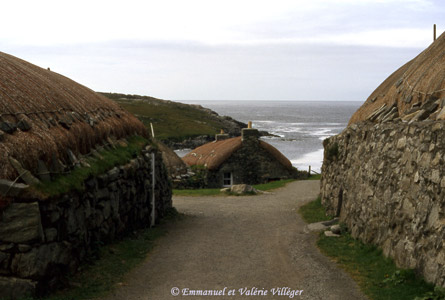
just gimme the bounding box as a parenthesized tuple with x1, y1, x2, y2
(103, 180, 366, 300)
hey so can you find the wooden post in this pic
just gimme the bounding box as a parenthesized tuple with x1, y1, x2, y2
(151, 152, 156, 227)
(248, 121, 252, 129)
(434, 24, 436, 41)
(150, 122, 155, 139)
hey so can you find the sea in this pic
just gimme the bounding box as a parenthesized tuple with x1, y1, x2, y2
(176, 101, 362, 173)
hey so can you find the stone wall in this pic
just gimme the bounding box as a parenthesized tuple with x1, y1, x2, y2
(0, 147, 172, 299)
(321, 121, 445, 287)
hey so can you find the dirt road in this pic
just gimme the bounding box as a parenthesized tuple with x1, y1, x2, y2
(103, 180, 366, 299)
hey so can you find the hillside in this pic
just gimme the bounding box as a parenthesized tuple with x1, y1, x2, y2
(99, 93, 247, 148)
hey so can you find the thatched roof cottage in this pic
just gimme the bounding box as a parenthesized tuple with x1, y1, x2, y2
(321, 31, 445, 287)
(183, 125, 295, 187)
(0, 52, 147, 178)
(0, 52, 172, 298)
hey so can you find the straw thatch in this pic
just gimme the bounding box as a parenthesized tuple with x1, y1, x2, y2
(156, 141, 188, 177)
(0, 51, 147, 182)
(182, 137, 293, 171)
(349, 31, 445, 125)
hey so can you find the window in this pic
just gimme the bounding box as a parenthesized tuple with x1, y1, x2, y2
(223, 172, 232, 187)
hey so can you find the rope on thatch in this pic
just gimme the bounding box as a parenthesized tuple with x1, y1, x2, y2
(402, 78, 445, 96)
(401, 48, 445, 96)
(1, 170, 28, 197)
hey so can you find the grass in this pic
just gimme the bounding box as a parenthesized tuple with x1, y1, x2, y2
(173, 179, 296, 196)
(33, 136, 148, 198)
(317, 233, 439, 300)
(100, 92, 236, 141)
(38, 208, 182, 300)
(298, 196, 332, 223)
(308, 173, 321, 180)
(298, 197, 444, 300)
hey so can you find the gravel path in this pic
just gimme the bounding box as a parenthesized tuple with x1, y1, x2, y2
(103, 180, 366, 300)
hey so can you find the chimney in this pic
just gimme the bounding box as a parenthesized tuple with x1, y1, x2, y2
(434, 24, 437, 41)
(215, 129, 229, 141)
(241, 121, 259, 142)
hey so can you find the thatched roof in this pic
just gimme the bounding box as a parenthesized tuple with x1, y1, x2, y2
(0, 51, 147, 181)
(156, 141, 188, 177)
(182, 137, 293, 171)
(349, 31, 445, 125)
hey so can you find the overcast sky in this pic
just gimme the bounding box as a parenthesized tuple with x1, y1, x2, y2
(1, 0, 444, 101)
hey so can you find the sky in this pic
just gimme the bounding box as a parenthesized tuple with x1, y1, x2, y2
(1, 0, 444, 101)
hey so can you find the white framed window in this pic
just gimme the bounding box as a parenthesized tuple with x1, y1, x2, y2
(223, 172, 232, 187)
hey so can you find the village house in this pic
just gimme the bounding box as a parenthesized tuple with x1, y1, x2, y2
(0, 51, 172, 299)
(321, 31, 445, 287)
(182, 123, 296, 188)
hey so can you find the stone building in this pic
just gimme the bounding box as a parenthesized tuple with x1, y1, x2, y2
(321, 32, 445, 287)
(182, 125, 296, 187)
(0, 51, 172, 298)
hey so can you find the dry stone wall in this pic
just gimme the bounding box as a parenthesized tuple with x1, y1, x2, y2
(0, 147, 171, 299)
(321, 121, 445, 287)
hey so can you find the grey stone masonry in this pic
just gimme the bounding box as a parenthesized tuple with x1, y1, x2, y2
(321, 121, 445, 287)
(0, 146, 172, 299)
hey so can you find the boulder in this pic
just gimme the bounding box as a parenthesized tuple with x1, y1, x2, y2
(8, 157, 40, 185)
(0, 276, 36, 300)
(17, 119, 31, 132)
(11, 242, 71, 278)
(324, 231, 341, 237)
(0, 179, 29, 197)
(330, 224, 341, 234)
(0, 122, 17, 134)
(230, 184, 255, 194)
(0, 202, 44, 244)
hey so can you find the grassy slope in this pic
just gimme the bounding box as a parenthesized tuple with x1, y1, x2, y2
(99, 92, 232, 141)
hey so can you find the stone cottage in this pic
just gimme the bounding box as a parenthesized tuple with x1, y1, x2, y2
(321, 32, 445, 287)
(0, 51, 172, 298)
(182, 125, 295, 187)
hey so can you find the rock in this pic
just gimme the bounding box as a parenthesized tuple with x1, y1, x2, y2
(0, 244, 14, 251)
(230, 184, 255, 194)
(0, 130, 4, 141)
(0, 122, 17, 134)
(396, 136, 406, 149)
(37, 160, 51, 182)
(58, 116, 72, 129)
(11, 243, 71, 278)
(0, 179, 29, 197)
(66, 149, 79, 165)
(220, 188, 230, 193)
(0, 202, 44, 244)
(18, 244, 32, 253)
(0, 251, 10, 272)
(437, 107, 445, 120)
(8, 157, 40, 185)
(324, 231, 341, 237)
(0, 276, 36, 300)
(330, 224, 341, 234)
(321, 218, 339, 226)
(107, 167, 120, 182)
(305, 221, 329, 233)
(44, 228, 58, 242)
(50, 153, 65, 175)
(17, 119, 31, 131)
